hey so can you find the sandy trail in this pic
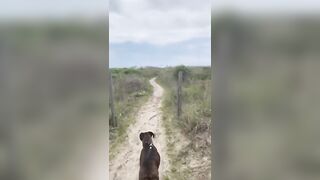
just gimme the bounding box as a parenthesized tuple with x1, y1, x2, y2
(110, 77, 169, 180)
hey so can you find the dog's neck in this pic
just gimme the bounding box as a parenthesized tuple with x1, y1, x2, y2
(149, 143, 153, 150)
(144, 143, 153, 150)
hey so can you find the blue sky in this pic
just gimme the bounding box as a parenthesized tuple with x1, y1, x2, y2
(110, 0, 320, 67)
(109, 0, 211, 68)
(3, 0, 320, 67)
(110, 37, 210, 67)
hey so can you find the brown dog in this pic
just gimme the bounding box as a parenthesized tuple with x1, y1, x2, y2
(139, 131, 160, 180)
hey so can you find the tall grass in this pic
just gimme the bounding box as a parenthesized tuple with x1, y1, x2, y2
(158, 66, 211, 179)
(109, 68, 154, 159)
(159, 66, 211, 137)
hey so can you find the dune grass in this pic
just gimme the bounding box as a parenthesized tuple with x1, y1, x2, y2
(157, 66, 212, 179)
(109, 68, 155, 159)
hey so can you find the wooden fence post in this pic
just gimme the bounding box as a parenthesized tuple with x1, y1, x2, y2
(177, 71, 183, 118)
(109, 72, 117, 127)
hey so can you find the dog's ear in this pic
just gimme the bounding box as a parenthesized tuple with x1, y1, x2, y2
(148, 131, 155, 138)
(139, 132, 144, 141)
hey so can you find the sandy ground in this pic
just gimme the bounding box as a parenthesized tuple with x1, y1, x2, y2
(109, 77, 169, 180)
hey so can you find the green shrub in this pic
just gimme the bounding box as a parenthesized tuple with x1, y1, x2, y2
(173, 65, 191, 82)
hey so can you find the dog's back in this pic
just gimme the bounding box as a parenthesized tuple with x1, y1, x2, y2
(139, 132, 160, 180)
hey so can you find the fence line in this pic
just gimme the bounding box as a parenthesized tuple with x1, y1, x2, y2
(109, 72, 117, 127)
(177, 71, 183, 118)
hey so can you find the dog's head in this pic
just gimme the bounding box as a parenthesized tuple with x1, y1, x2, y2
(139, 131, 155, 148)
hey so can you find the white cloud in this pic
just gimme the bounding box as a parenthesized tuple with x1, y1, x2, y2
(110, 0, 211, 45)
